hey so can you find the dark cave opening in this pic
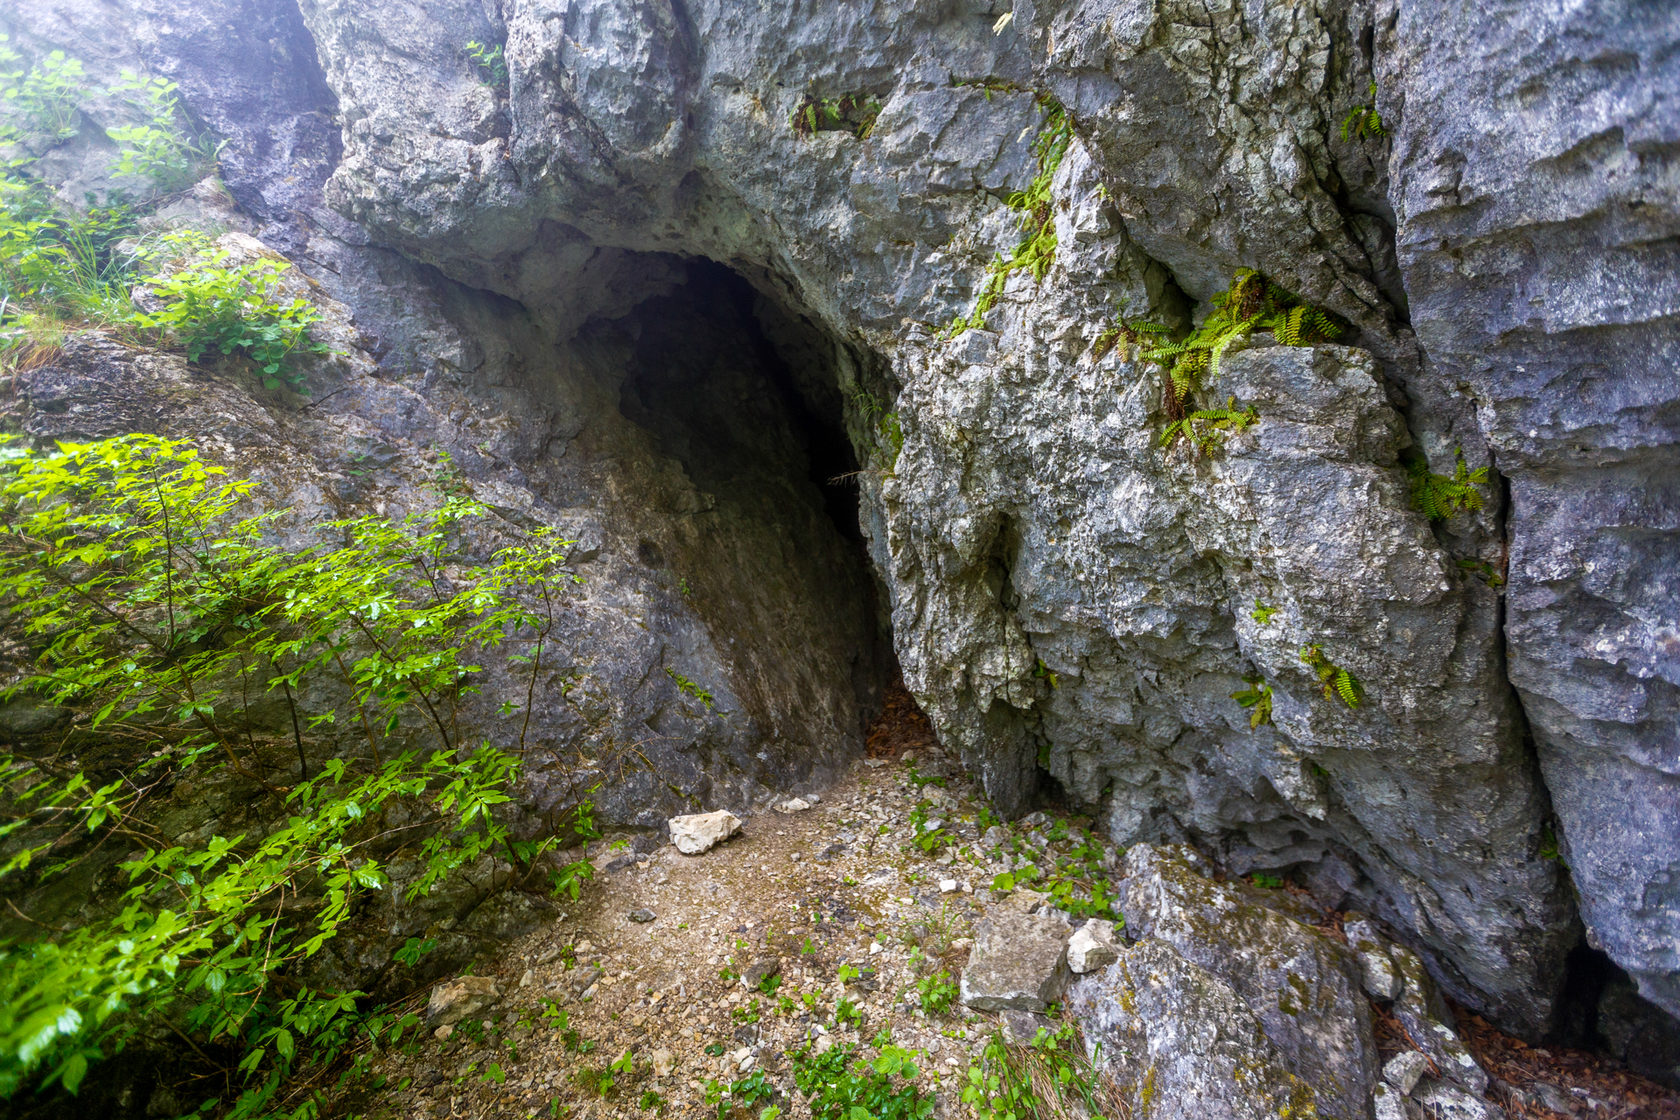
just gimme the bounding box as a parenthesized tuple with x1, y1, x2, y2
(585, 255, 902, 766)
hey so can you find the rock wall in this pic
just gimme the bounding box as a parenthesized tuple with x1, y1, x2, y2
(4, 0, 1676, 1041)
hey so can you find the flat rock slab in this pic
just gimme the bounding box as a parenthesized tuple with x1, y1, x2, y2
(960, 909, 1071, 1012)
(669, 810, 741, 855)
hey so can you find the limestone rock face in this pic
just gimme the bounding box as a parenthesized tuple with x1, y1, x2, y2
(5, 0, 1677, 1044)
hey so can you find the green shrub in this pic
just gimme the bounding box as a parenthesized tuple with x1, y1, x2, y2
(465, 41, 508, 92)
(962, 1022, 1119, 1120)
(914, 970, 957, 1017)
(130, 242, 331, 391)
(0, 176, 137, 331)
(0, 39, 84, 140)
(0, 434, 592, 1114)
(106, 70, 219, 192)
(791, 1042, 933, 1120)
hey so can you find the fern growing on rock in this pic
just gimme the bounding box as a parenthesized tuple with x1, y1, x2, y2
(946, 95, 1073, 335)
(1408, 448, 1488, 519)
(1158, 396, 1259, 455)
(1231, 675, 1274, 728)
(1141, 268, 1342, 420)
(1300, 644, 1364, 709)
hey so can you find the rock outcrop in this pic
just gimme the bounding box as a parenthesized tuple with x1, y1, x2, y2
(3, 0, 1676, 1049)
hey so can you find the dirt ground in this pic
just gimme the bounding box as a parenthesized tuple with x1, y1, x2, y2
(339, 694, 1680, 1120)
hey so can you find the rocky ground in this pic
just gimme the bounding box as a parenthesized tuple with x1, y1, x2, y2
(331, 697, 1680, 1120)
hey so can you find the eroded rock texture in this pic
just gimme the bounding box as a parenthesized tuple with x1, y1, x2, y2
(4, 0, 1676, 1039)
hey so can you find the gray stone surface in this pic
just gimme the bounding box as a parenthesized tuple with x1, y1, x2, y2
(1114, 845, 1378, 1120)
(1068, 938, 1331, 1120)
(5, 0, 1678, 1045)
(1381, 0, 1680, 1019)
(960, 909, 1071, 1012)
(1391, 943, 1489, 1096)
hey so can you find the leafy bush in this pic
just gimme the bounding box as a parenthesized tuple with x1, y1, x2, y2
(962, 1023, 1120, 1120)
(0, 435, 591, 1115)
(107, 69, 220, 192)
(0, 39, 84, 140)
(914, 970, 957, 1017)
(791, 1042, 933, 1120)
(465, 41, 508, 92)
(131, 243, 331, 391)
(0, 176, 137, 331)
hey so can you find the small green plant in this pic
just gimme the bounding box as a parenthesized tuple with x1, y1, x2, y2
(908, 800, 947, 854)
(1033, 657, 1060, 689)
(0, 41, 85, 139)
(640, 1088, 666, 1112)
(1248, 871, 1285, 889)
(129, 240, 332, 391)
(914, 971, 958, 1017)
(106, 69, 219, 191)
(465, 40, 509, 91)
(1231, 675, 1274, 729)
(1091, 318, 1170, 362)
(731, 998, 762, 1025)
(1457, 557, 1505, 588)
(707, 1070, 775, 1118)
(1340, 81, 1385, 142)
(1300, 643, 1364, 708)
(1141, 268, 1340, 428)
(1250, 599, 1279, 625)
(962, 1023, 1119, 1120)
(1408, 448, 1488, 520)
(791, 1042, 934, 1120)
(947, 95, 1072, 335)
(757, 973, 782, 997)
(1539, 824, 1568, 868)
(664, 665, 715, 709)
(789, 92, 881, 139)
(393, 937, 439, 967)
(0, 177, 138, 336)
(835, 997, 862, 1029)
(1159, 396, 1259, 456)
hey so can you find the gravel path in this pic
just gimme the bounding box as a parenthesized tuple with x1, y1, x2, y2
(350, 741, 1072, 1119)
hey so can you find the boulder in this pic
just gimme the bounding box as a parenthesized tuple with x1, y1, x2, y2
(1067, 920, 1120, 974)
(960, 909, 1071, 1012)
(425, 975, 502, 1027)
(1390, 943, 1488, 1096)
(668, 810, 742, 855)
(1068, 938, 1327, 1119)
(1115, 845, 1378, 1119)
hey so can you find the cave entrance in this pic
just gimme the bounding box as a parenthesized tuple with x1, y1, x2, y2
(577, 256, 901, 779)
